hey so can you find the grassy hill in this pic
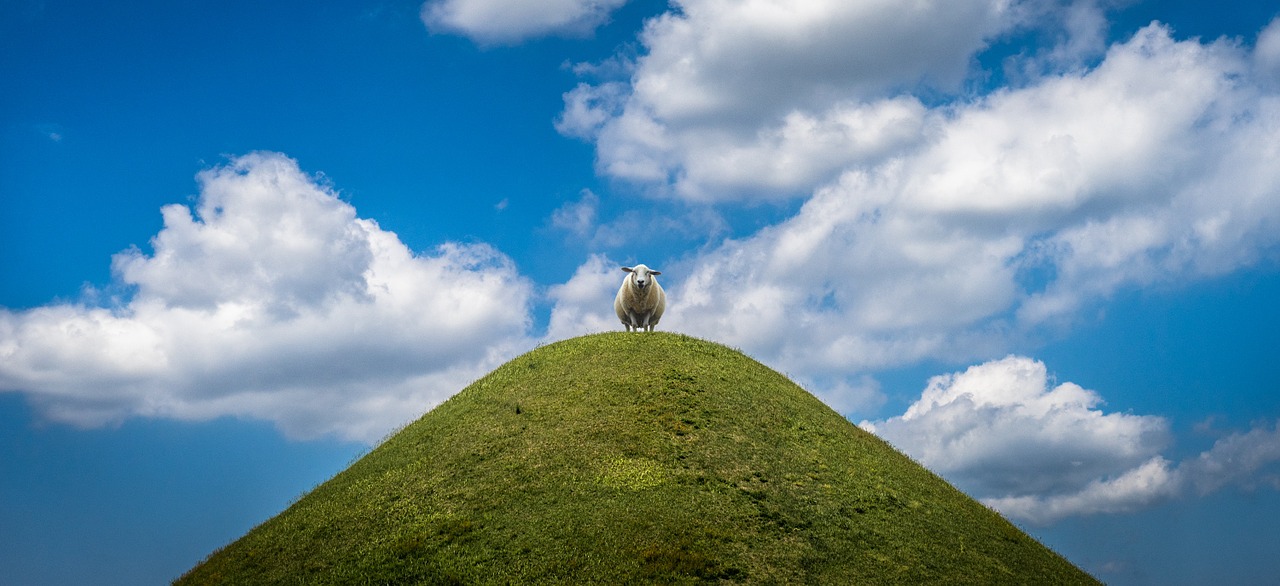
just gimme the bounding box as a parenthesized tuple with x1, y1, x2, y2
(176, 333, 1098, 585)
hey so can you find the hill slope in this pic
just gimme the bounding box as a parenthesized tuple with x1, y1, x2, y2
(177, 333, 1098, 584)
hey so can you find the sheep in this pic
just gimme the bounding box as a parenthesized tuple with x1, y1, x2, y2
(614, 264, 666, 332)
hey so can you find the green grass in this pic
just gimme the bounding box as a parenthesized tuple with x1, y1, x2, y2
(176, 333, 1099, 585)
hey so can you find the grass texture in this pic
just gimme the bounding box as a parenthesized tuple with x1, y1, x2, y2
(176, 333, 1099, 585)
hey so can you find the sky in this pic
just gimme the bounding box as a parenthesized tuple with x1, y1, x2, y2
(3, 0, 1280, 583)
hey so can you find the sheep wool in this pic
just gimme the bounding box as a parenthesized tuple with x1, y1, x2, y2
(614, 264, 666, 332)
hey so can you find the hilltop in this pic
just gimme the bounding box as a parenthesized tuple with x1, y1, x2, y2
(177, 333, 1097, 584)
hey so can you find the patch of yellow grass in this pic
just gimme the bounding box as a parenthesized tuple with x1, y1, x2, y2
(597, 456, 668, 490)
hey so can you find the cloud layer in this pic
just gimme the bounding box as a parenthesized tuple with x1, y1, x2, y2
(862, 356, 1280, 524)
(0, 153, 533, 442)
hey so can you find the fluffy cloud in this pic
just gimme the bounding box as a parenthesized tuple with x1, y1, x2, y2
(421, 0, 628, 44)
(1256, 16, 1280, 86)
(861, 356, 1172, 520)
(0, 152, 534, 442)
(550, 189, 601, 239)
(1178, 421, 1280, 496)
(862, 356, 1280, 524)
(625, 0, 1015, 125)
(609, 22, 1280, 389)
(560, 0, 1029, 200)
(557, 7, 1280, 387)
(550, 9, 1280, 455)
(981, 457, 1178, 524)
(544, 253, 624, 340)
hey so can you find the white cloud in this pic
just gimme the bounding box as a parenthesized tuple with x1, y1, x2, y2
(1255, 16, 1280, 87)
(983, 456, 1178, 524)
(547, 11, 1280, 460)
(641, 97, 931, 200)
(544, 254, 624, 340)
(550, 189, 601, 238)
(421, 0, 629, 45)
(557, 9, 1280, 383)
(565, 1, 1184, 201)
(632, 23, 1280, 380)
(1000, 0, 1118, 81)
(564, 0, 1030, 200)
(663, 167, 1026, 374)
(861, 357, 1280, 524)
(556, 82, 630, 140)
(35, 123, 65, 143)
(861, 356, 1171, 503)
(0, 152, 534, 443)
(629, 0, 1016, 125)
(547, 187, 729, 253)
(1178, 421, 1280, 495)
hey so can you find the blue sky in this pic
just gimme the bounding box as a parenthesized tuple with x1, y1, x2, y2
(3, 0, 1280, 583)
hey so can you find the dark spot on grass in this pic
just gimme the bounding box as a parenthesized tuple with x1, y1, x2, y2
(391, 533, 432, 559)
(639, 540, 741, 581)
(437, 518, 476, 543)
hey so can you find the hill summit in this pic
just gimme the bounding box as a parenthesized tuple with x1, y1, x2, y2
(177, 333, 1097, 584)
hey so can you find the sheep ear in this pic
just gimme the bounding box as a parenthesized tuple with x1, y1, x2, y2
(621, 267, 634, 273)
(650, 270, 661, 276)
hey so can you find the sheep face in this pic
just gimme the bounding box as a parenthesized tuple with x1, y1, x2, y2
(623, 265, 661, 291)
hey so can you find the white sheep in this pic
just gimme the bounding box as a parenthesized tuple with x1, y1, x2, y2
(614, 264, 666, 332)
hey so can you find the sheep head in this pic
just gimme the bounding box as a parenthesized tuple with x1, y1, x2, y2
(622, 264, 661, 290)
